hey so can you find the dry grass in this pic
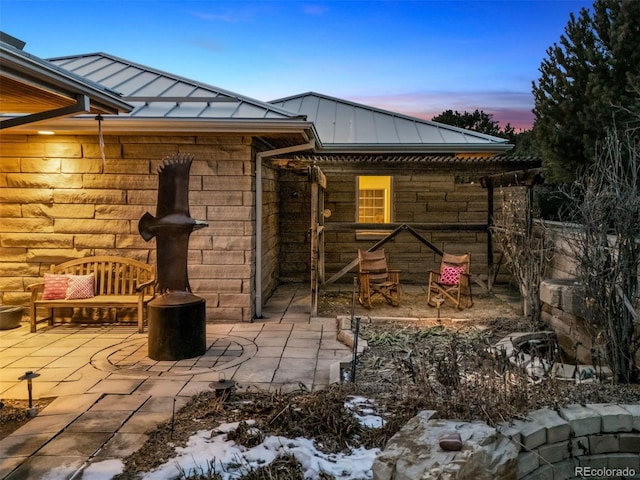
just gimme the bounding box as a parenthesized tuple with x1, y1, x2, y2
(114, 319, 640, 479)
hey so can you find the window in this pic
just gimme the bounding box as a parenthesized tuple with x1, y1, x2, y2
(357, 176, 392, 236)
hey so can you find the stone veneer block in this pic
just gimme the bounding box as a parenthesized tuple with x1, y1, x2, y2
(570, 436, 590, 456)
(551, 459, 577, 479)
(607, 452, 640, 470)
(619, 433, 640, 453)
(520, 464, 552, 480)
(558, 404, 601, 437)
(586, 403, 633, 433)
(517, 451, 539, 478)
(575, 454, 609, 470)
(621, 404, 640, 431)
(510, 419, 546, 450)
(589, 434, 620, 454)
(536, 440, 570, 463)
(496, 422, 522, 451)
(528, 408, 571, 443)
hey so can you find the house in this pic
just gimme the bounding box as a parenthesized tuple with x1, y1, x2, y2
(0, 36, 540, 324)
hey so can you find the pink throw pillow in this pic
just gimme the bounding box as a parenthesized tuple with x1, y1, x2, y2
(440, 265, 465, 285)
(65, 274, 95, 300)
(43, 274, 69, 300)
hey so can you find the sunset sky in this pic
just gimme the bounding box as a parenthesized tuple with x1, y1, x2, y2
(2, 0, 593, 130)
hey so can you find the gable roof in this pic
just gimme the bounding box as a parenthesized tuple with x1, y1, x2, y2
(47, 53, 304, 121)
(270, 92, 512, 154)
(0, 36, 132, 130)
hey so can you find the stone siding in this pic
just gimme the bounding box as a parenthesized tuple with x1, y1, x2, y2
(0, 134, 256, 322)
(261, 162, 280, 301)
(280, 170, 499, 285)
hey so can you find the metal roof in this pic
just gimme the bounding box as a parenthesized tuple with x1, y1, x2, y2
(270, 92, 513, 153)
(0, 37, 132, 130)
(47, 53, 305, 120)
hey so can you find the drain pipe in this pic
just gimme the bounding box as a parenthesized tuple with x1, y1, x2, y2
(255, 139, 316, 319)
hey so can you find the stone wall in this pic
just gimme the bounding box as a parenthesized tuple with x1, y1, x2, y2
(279, 170, 497, 285)
(373, 404, 640, 480)
(261, 162, 280, 301)
(0, 133, 256, 322)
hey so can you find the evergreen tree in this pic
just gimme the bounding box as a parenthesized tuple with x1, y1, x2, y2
(532, 0, 640, 183)
(432, 109, 515, 139)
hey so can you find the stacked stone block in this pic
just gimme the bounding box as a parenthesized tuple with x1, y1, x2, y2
(504, 404, 640, 479)
(279, 169, 505, 285)
(0, 134, 257, 322)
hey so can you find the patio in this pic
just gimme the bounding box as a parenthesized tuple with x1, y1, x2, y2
(0, 281, 524, 479)
(0, 285, 351, 479)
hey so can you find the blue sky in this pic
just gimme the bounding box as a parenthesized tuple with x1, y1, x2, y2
(2, 0, 592, 130)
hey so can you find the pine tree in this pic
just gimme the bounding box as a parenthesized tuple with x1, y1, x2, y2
(532, 0, 640, 183)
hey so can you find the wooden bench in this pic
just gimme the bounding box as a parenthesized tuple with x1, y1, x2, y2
(27, 256, 155, 333)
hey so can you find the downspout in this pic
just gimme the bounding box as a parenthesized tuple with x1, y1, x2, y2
(255, 139, 316, 319)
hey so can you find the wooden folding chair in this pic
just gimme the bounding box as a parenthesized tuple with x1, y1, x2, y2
(427, 253, 473, 309)
(358, 249, 400, 308)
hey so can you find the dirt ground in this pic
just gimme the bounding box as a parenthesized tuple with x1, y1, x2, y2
(317, 283, 526, 329)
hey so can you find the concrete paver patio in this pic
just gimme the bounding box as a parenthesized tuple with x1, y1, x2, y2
(0, 285, 351, 479)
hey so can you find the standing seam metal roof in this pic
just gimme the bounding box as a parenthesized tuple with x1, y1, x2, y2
(269, 92, 512, 148)
(47, 53, 305, 120)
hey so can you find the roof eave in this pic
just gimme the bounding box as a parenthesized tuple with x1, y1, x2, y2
(0, 115, 321, 139)
(1, 43, 133, 115)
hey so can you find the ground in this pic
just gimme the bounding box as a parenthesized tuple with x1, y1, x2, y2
(3, 285, 639, 479)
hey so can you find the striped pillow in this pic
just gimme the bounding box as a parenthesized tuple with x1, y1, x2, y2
(43, 274, 69, 300)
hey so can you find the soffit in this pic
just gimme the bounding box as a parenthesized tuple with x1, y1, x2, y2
(0, 39, 132, 129)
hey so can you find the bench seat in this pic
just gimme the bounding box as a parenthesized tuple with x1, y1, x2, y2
(28, 256, 155, 333)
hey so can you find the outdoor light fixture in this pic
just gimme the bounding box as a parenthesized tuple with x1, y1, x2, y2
(18, 370, 40, 417)
(434, 297, 445, 320)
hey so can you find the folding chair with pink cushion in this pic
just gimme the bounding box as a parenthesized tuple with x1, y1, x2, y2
(427, 253, 473, 309)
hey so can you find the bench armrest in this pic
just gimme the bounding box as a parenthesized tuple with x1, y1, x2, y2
(27, 282, 45, 292)
(136, 278, 155, 293)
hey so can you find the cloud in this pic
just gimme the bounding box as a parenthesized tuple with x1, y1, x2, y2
(302, 4, 329, 16)
(192, 38, 226, 53)
(347, 90, 535, 131)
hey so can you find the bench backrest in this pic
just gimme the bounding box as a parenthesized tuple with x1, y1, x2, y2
(50, 256, 155, 296)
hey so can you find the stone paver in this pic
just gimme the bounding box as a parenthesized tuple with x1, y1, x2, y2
(0, 284, 351, 478)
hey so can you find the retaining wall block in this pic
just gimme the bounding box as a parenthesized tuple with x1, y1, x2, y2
(575, 454, 610, 470)
(551, 459, 577, 480)
(589, 433, 620, 454)
(607, 452, 640, 471)
(571, 436, 590, 456)
(497, 423, 523, 452)
(528, 408, 571, 444)
(537, 440, 570, 463)
(517, 451, 539, 478)
(621, 404, 640, 431)
(510, 418, 547, 450)
(619, 433, 640, 453)
(586, 403, 633, 433)
(558, 404, 602, 437)
(536, 440, 570, 464)
(539, 280, 563, 309)
(520, 464, 553, 480)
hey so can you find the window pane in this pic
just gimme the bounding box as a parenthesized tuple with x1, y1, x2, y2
(358, 176, 391, 223)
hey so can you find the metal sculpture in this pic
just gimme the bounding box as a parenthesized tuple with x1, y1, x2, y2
(139, 154, 207, 293)
(139, 153, 208, 360)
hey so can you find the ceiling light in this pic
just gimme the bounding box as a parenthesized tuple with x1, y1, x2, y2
(37, 130, 55, 135)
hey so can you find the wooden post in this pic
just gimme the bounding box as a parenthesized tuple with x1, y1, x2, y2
(487, 182, 494, 291)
